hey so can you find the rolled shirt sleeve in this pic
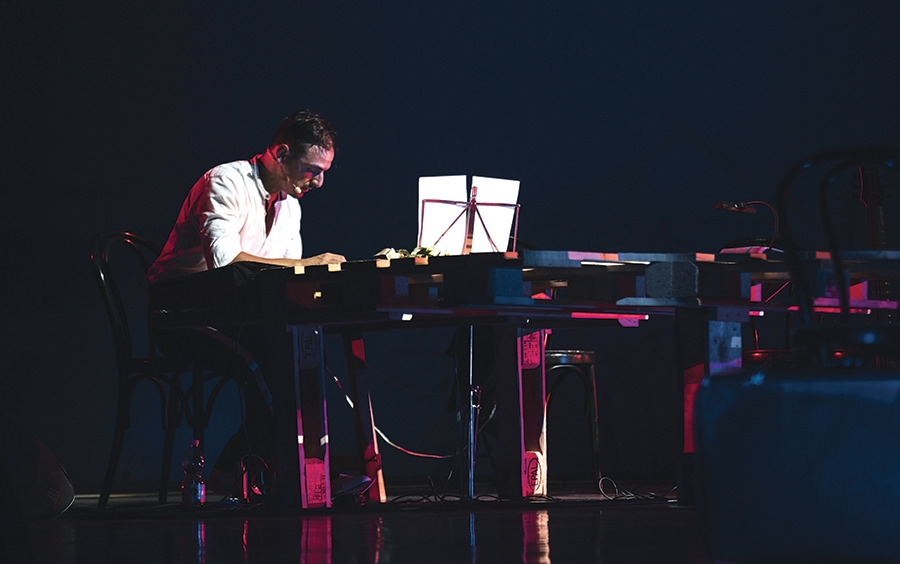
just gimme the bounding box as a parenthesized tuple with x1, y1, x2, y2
(199, 170, 249, 269)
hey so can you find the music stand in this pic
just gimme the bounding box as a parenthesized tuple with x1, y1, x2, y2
(418, 185, 521, 254)
(417, 178, 521, 500)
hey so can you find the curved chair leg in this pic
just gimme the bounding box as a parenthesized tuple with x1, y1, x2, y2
(191, 372, 206, 445)
(98, 398, 130, 509)
(546, 366, 576, 409)
(158, 378, 179, 504)
(546, 364, 603, 483)
(159, 415, 177, 504)
(587, 365, 602, 483)
(193, 374, 230, 443)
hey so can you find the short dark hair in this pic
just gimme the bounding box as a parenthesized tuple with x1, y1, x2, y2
(270, 110, 337, 157)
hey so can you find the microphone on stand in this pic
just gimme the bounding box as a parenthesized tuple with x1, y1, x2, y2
(714, 199, 781, 254)
(714, 201, 758, 214)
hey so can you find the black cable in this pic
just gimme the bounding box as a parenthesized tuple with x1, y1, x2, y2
(744, 200, 780, 252)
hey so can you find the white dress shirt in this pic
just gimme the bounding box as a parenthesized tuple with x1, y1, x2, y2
(147, 157, 303, 284)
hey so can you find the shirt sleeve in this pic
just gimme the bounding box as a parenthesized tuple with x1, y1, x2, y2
(196, 170, 247, 269)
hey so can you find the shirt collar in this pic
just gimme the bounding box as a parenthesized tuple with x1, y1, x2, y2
(250, 155, 279, 202)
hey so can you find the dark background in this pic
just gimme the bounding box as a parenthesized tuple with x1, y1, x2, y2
(3, 1, 900, 492)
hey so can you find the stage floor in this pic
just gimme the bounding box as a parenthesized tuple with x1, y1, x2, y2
(6, 481, 717, 564)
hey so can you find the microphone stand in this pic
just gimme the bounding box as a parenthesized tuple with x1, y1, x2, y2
(419, 186, 520, 500)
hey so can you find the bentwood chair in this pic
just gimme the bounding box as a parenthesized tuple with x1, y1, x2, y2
(91, 231, 231, 508)
(544, 349, 603, 484)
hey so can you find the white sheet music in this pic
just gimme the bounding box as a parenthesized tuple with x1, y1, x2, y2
(417, 175, 519, 255)
(470, 176, 519, 253)
(417, 175, 468, 255)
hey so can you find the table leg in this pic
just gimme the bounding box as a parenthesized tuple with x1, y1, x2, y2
(343, 331, 387, 503)
(495, 326, 548, 499)
(675, 308, 743, 506)
(466, 325, 476, 501)
(269, 324, 331, 508)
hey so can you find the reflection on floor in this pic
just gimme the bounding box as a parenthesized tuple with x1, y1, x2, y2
(9, 482, 710, 563)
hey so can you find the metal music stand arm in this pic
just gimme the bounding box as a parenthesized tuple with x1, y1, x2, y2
(419, 196, 521, 254)
(419, 198, 469, 249)
(470, 201, 521, 253)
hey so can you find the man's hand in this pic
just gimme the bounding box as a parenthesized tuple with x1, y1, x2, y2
(296, 253, 346, 266)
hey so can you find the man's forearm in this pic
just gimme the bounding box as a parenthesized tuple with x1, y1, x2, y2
(229, 251, 346, 267)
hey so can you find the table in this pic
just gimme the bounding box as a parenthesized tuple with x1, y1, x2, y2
(149, 249, 900, 507)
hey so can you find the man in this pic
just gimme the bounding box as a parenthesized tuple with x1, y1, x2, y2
(148, 110, 345, 283)
(148, 111, 345, 495)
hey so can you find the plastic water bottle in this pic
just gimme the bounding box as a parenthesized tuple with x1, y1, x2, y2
(181, 439, 206, 507)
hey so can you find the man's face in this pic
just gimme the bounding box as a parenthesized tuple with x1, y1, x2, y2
(282, 145, 335, 199)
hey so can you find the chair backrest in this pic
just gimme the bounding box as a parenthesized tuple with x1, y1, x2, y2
(90, 232, 161, 371)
